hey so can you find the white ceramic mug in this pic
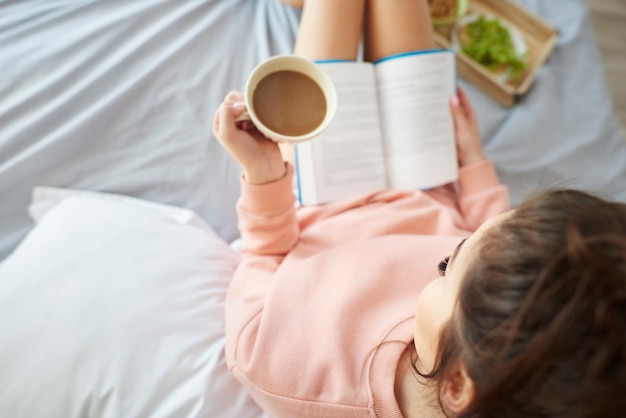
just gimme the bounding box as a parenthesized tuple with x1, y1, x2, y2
(236, 55, 337, 144)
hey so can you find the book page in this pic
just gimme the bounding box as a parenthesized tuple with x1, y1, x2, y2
(375, 51, 458, 190)
(295, 62, 387, 205)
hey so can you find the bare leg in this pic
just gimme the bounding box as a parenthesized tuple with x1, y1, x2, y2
(363, 0, 436, 62)
(281, 0, 365, 164)
(293, 0, 365, 61)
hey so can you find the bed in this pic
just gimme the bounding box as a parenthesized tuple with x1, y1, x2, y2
(0, 0, 624, 417)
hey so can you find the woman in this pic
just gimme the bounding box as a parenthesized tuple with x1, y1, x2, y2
(213, 0, 626, 416)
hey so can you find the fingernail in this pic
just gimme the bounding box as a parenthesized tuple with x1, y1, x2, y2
(451, 96, 460, 107)
(233, 101, 245, 109)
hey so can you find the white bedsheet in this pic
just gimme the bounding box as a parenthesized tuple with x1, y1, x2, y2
(0, 0, 298, 260)
(1, 0, 625, 262)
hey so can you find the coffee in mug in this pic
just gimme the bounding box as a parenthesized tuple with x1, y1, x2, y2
(253, 70, 327, 137)
(237, 55, 337, 144)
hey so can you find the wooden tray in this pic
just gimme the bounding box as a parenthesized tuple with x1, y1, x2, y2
(434, 0, 558, 107)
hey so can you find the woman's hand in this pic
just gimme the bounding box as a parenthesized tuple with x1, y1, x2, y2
(449, 86, 486, 168)
(213, 90, 286, 184)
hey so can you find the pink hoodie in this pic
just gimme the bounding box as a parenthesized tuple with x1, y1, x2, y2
(225, 160, 509, 418)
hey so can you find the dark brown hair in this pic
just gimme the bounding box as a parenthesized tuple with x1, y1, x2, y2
(428, 189, 626, 417)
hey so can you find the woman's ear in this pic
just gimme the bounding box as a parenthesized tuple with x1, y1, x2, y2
(440, 365, 475, 414)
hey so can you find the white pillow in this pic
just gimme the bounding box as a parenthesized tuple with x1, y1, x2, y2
(0, 187, 264, 418)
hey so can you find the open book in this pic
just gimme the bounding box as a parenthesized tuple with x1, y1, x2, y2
(294, 49, 458, 205)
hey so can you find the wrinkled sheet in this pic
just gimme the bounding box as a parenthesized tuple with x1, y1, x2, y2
(1, 0, 624, 261)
